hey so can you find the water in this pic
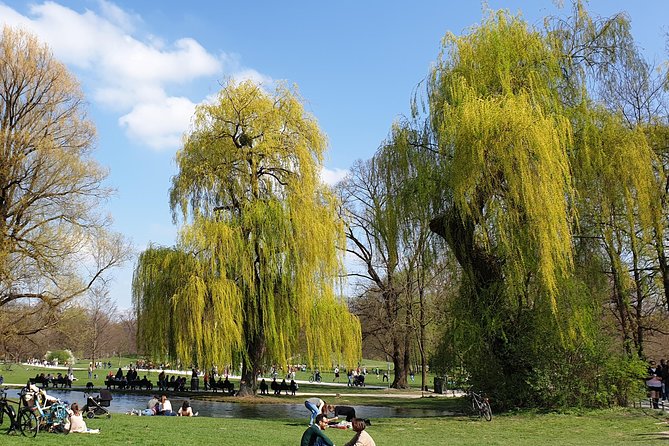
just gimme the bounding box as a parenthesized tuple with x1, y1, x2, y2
(3, 388, 454, 419)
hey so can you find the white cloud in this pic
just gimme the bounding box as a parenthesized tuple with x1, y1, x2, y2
(97, 0, 140, 32)
(0, 1, 271, 151)
(119, 96, 196, 150)
(320, 167, 349, 186)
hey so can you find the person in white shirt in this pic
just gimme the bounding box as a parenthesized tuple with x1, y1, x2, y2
(159, 394, 176, 416)
(68, 403, 100, 434)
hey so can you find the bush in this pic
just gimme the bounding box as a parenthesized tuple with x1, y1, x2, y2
(45, 349, 76, 365)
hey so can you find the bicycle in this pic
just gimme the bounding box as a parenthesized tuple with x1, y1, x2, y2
(0, 387, 19, 434)
(468, 389, 492, 421)
(17, 386, 70, 437)
(308, 372, 322, 383)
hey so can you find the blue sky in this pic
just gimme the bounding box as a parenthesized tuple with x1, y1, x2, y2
(1, 0, 667, 310)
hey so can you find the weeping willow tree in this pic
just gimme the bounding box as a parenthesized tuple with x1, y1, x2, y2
(133, 80, 361, 395)
(423, 6, 658, 407)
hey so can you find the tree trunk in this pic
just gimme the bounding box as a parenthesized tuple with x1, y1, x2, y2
(654, 229, 669, 313)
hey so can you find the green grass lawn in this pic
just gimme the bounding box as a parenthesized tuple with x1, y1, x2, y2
(4, 360, 669, 444)
(2, 409, 668, 445)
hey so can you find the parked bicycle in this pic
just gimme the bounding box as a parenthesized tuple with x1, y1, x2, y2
(17, 385, 70, 437)
(308, 371, 322, 383)
(468, 389, 492, 421)
(0, 387, 19, 434)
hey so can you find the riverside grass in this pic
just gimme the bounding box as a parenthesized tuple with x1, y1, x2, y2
(1, 409, 669, 445)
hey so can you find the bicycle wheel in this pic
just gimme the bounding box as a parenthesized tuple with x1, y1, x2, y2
(308, 375, 314, 383)
(1, 404, 17, 433)
(18, 409, 39, 437)
(481, 400, 492, 421)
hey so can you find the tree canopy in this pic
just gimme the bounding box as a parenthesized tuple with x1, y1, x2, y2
(133, 80, 361, 394)
(0, 26, 129, 339)
(420, 5, 665, 407)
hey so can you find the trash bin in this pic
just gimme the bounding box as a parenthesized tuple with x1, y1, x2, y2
(434, 377, 444, 394)
(190, 377, 199, 391)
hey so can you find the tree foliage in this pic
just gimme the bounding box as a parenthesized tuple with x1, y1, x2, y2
(421, 5, 663, 407)
(133, 80, 361, 394)
(0, 26, 129, 338)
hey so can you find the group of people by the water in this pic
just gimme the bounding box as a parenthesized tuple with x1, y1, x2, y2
(129, 394, 198, 417)
(302, 397, 376, 445)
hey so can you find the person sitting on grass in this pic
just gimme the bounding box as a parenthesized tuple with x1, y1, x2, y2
(159, 394, 176, 416)
(68, 403, 100, 434)
(343, 418, 375, 446)
(300, 414, 335, 446)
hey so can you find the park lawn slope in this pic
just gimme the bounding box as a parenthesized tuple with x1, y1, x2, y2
(2, 409, 668, 445)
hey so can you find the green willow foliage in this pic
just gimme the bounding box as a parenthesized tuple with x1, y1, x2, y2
(430, 11, 575, 308)
(424, 7, 660, 408)
(133, 81, 361, 391)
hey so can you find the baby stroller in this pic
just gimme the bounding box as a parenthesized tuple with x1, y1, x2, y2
(82, 389, 112, 419)
(353, 374, 365, 387)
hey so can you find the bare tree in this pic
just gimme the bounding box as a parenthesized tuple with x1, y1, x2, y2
(339, 125, 445, 389)
(84, 286, 117, 367)
(0, 26, 130, 338)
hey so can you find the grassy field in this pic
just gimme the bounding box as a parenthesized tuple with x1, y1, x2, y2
(1, 409, 669, 445)
(3, 360, 669, 444)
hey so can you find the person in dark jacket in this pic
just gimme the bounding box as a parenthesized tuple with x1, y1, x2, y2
(300, 414, 335, 446)
(327, 404, 356, 422)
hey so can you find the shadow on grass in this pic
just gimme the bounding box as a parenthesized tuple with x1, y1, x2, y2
(634, 432, 669, 441)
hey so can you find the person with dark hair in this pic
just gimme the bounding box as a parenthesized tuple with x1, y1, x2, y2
(259, 379, 269, 395)
(344, 418, 375, 446)
(326, 404, 356, 422)
(300, 414, 335, 446)
(177, 400, 197, 416)
(647, 360, 663, 409)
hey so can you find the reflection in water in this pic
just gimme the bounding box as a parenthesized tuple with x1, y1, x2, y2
(4, 388, 454, 419)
